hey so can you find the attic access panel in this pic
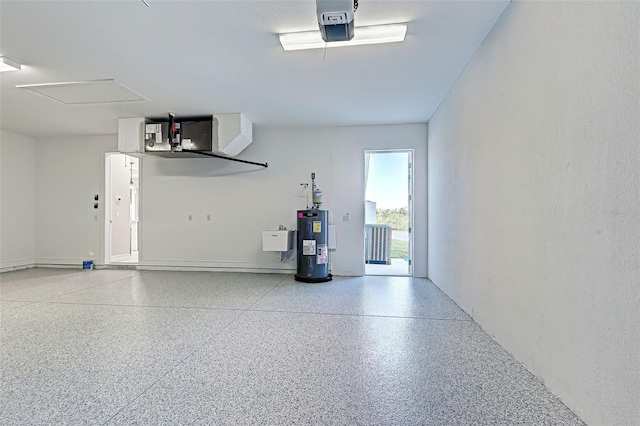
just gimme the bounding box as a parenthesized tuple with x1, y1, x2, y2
(16, 79, 148, 105)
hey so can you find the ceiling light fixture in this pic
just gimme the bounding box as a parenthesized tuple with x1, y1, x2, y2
(0, 56, 22, 72)
(279, 23, 407, 51)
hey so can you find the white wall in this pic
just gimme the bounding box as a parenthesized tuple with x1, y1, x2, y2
(141, 124, 428, 276)
(428, 2, 639, 425)
(35, 135, 117, 265)
(0, 130, 36, 270)
(24, 125, 425, 274)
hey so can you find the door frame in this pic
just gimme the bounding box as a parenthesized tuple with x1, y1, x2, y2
(363, 149, 414, 276)
(104, 152, 142, 265)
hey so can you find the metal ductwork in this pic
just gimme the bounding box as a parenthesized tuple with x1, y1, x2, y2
(213, 113, 252, 157)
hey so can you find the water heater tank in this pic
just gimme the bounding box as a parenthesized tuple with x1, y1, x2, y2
(295, 209, 332, 283)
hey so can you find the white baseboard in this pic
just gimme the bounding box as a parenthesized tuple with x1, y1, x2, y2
(134, 265, 295, 274)
(13, 258, 386, 278)
(136, 259, 295, 274)
(29, 257, 295, 274)
(33, 258, 102, 270)
(0, 259, 36, 273)
(1, 259, 361, 277)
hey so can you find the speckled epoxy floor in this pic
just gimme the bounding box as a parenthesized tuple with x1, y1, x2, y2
(0, 268, 585, 425)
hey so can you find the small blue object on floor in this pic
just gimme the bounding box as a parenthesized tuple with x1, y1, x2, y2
(82, 260, 93, 270)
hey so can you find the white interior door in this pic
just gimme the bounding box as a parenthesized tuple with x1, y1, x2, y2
(108, 154, 132, 262)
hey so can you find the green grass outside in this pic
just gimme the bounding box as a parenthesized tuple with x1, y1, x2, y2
(390, 239, 409, 259)
(376, 208, 409, 231)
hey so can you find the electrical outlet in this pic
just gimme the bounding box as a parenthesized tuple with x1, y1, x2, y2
(206, 214, 211, 222)
(342, 213, 350, 222)
(188, 215, 192, 221)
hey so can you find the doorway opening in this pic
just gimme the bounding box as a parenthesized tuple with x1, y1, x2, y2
(364, 150, 413, 276)
(104, 153, 140, 264)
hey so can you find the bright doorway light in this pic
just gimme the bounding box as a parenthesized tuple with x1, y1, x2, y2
(364, 150, 414, 277)
(279, 23, 407, 51)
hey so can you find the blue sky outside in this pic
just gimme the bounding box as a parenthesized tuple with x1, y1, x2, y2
(365, 152, 409, 209)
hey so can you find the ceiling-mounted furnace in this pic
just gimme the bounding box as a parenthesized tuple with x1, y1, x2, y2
(144, 114, 214, 157)
(117, 113, 267, 168)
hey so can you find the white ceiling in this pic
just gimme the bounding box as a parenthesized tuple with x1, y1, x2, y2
(0, 0, 509, 138)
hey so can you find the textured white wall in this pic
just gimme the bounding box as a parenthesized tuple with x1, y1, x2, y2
(0, 130, 36, 270)
(141, 124, 428, 276)
(35, 135, 117, 265)
(428, 2, 640, 425)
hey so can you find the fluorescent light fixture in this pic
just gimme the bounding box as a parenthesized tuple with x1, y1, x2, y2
(279, 23, 407, 51)
(0, 56, 21, 72)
